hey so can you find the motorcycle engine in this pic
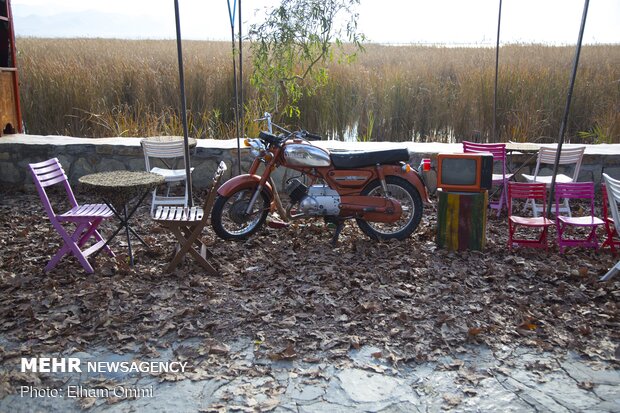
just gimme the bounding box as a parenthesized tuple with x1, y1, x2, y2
(285, 179, 341, 216)
(285, 179, 308, 204)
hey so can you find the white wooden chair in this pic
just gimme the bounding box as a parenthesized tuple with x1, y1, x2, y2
(521, 145, 585, 217)
(141, 139, 194, 215)
(601, 173, 620, 281)
(152, 162, 226, 273)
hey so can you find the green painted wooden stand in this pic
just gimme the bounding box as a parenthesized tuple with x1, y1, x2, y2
(436, 189, 488, 251)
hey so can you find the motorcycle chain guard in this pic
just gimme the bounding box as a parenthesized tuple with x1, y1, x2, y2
(339, 195, 402, 223)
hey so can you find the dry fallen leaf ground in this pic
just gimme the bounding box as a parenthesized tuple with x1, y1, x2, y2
(0, 191, 618, 396)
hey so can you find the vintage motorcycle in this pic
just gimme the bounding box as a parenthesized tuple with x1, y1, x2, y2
(211, 114, 429, 242)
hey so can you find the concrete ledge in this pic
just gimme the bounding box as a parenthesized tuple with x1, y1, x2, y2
(1, 134, 620, 193)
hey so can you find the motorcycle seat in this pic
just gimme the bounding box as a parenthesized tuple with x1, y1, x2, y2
(330, 148, 410, 169)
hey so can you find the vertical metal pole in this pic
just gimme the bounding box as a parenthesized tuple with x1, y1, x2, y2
(492, 0, 502, 142)
(228, 0, 242, 175)
(174, 0, 193, 207)
(238, 0, 244, 157)
(546, 0, 589, 217)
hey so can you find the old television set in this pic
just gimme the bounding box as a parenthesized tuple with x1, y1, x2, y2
(437, 153, 493, 192)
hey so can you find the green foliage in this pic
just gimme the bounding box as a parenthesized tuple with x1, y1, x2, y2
(249, 0, 365, 121)
(358, 110, 374, 142)
(578, 123, 611, 144)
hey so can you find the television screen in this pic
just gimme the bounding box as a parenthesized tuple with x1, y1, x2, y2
(441, 158, 477, 185)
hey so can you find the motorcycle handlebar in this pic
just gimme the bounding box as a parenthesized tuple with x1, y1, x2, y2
(304, 131, 323, 141)
(259, 131, 285, 146)
(256, 114, 323, 145)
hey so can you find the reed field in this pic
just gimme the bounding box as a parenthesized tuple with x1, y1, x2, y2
(15, 38, 620, 142)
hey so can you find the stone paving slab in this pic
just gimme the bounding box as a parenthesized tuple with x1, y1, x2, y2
(1, 338, 618, 413)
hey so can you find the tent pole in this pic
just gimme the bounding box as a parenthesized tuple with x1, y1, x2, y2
(238, 0, 244, 158)
(492, 0, 502, 143)
(546, 0, 589, 217)
(174, 0, 193, 207)
(228, 0, 242, 176)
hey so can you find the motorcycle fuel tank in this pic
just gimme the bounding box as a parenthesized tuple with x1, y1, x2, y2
(283, 144, 331, 167)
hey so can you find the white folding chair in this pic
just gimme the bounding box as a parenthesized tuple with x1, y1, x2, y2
(141, 139, 194, 215)
(601, 173, 620, 281)
(521, 145, 585, 217)
(152, 162, 226, 273)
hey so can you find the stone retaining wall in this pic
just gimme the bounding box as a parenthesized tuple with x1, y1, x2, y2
(1, 135, 620, 196)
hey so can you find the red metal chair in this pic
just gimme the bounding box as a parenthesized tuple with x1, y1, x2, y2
(462, 141, 513, 216)
(554, 182, 604, 253)
(507, 182, 555, 250)
(601, 183, 620, 254)
(28, 158, 115, 273)
(601, 173, 620, 281)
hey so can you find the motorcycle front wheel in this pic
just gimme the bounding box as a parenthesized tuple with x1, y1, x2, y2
(356, 176, 423, 241)
(211, 188, 271, 240)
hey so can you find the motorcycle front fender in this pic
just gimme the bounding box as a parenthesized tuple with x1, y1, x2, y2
(217, 174, 274, 200)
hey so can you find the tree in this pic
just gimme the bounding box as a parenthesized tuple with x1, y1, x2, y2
(249, 0, 364, 119)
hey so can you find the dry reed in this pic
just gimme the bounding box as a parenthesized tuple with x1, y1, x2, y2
(16, 38, 620, 142)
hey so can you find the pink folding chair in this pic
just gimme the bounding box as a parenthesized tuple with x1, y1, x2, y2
(554, 182, 604, 253)
(601, 184, 620, 254)
(463, 141, 513, 216)
(28, 158, 115, 273)
(507, 182, 555, 250)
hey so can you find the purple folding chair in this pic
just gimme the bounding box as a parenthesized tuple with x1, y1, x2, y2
(555, 182, 604, 253)
(463, 141, 513, 216)
(28, 158, 115, 273)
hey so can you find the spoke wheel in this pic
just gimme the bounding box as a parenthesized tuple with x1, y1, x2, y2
(356, 176, 423, 240)
(211, 189, 270, 240)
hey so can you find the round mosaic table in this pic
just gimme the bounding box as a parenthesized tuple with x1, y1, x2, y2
(79, 171, 165, 266)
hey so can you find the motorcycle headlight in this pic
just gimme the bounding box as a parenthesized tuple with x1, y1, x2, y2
(247, 139, 266, 157)
(250, 147, 262, 157)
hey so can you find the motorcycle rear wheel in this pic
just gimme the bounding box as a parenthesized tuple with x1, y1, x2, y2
(211, 188, 270, 240)
(356, 176, 423, 241)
